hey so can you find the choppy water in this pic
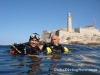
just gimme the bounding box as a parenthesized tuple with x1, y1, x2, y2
(0, 44, 100, 75)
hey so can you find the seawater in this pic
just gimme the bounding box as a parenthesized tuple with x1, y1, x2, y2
(0, 44, 100, 75)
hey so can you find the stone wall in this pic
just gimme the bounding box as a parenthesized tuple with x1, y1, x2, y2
(41, 30, 51, 42)
(51, 30, 57, 37)
(74, 27, 100, 35)
(41, 27, 100, 44)
(79, 28, 100, 35)
(54, 29, 100, 44)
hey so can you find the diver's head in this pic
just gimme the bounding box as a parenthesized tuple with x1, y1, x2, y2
(29, 33, 40, 47)
(51, 35, 60, 45)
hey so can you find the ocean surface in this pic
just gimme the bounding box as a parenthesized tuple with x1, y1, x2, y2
(0, 44, 100, 75)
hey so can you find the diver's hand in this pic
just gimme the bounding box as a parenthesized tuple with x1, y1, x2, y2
(9, 49, 15, 54)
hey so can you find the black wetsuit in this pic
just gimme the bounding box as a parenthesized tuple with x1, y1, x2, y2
(11, 42, 40, 55)
(42, 43, 65, 54)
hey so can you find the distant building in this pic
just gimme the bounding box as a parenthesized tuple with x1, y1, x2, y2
(41, 12, 100, 43)
(41, 30, 51, 42)
(74, 25, 100, 34)
(67, 12, 72, 32)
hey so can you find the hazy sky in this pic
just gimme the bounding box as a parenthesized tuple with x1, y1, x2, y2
(0, 0, 100, 45)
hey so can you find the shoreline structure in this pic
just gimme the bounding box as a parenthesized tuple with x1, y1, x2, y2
(40, 12, 100, 45)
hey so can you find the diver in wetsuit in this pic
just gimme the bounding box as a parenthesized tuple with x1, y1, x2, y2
(10, 33, 41, 55)
(40, 35, 69, 54)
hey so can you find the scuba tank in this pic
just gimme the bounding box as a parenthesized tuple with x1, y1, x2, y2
(24, 47, 26, 54)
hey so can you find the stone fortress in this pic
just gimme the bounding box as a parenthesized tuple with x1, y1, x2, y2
(41, 12, 100, 44)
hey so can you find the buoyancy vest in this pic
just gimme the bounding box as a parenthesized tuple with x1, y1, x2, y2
(11, 42, 40, 55)
(42, 43, 69, 54)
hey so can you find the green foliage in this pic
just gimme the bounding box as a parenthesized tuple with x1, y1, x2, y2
(66, 37, 71, 40)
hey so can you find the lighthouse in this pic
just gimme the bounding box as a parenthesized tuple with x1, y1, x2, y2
(67, 12, 72, 32)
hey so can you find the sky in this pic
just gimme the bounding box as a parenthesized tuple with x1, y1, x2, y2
(0, 0, 100, 45)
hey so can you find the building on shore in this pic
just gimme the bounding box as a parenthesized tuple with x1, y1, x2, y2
(41, 12, 100, 44)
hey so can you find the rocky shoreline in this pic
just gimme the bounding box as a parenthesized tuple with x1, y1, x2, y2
(61, 41, 100, 46)
(39, 41, 100, 46)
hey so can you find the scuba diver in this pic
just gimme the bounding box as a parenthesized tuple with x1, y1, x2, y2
(40, 35, 69, 54)
(10, 33, 41, 55)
